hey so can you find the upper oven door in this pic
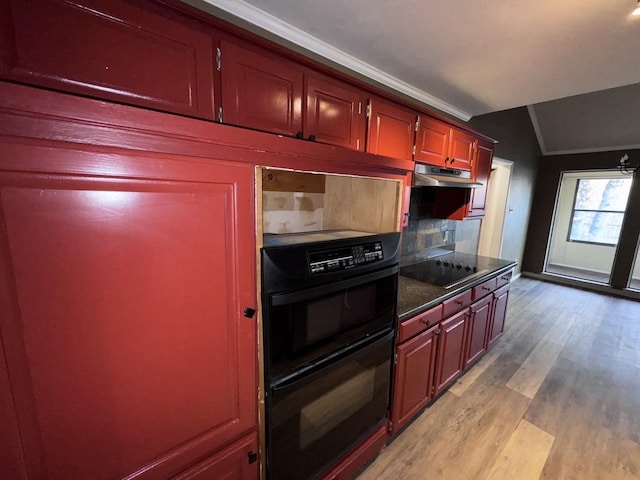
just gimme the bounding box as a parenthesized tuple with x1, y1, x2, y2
(264, 265, 398, 381)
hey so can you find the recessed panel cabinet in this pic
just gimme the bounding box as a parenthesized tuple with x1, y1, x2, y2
(391, 325, 438, 433)
(0, 0, 217, 119)
(415, 116, 475, 171)
(366, 97, 416, 161)
(0, 144, 257, 479)
(305, 71, 367, 150)
(434, 308, 469, 395)
(489, 285, 510, 346)
(220, 39, 304, 136)
(467, 140, 494, 217)
(465, 296, 492, 367)
(220, 40, 366, 149)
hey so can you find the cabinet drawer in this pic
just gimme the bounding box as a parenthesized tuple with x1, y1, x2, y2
(472, 277, 497, 301)
(397, 304, 443, 343)
(496, 270, 513, 289)
(442, 289, 472, 318)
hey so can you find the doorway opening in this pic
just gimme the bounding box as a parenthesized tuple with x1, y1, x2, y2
(478, 157, 512, 259)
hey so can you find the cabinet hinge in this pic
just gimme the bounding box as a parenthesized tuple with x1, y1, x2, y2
(365, 103, 371, 118)
(387, 419, 393, 432)
(247, 451, 258, 464)
(435, 328, 441, 337)
(216, 47, 221, 71)
(412, 145, 416, 156)
(358, 102, 362, 115)
(415, 115, 420, 132)
(431, 385, 436, 396)
(394, 353, 398, 365)
(217, 106, 223, 123)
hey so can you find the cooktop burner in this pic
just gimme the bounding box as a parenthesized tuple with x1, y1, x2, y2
(400, 252, 490, 288)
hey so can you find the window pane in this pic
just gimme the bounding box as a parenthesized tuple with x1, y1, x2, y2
(629, 238, 640, 291)
(569, 211, 624, 245)
(574, 178, 632, 211)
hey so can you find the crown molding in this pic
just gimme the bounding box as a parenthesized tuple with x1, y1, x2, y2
(542, 144, 640, 156)
(202, 0, 473, 121)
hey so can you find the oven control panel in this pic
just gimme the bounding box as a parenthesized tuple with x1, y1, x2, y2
(308, 242, 384, 274)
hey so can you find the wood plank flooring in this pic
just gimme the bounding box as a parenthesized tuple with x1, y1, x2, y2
(357, 277, 640, 480)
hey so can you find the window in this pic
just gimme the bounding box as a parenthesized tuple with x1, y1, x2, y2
(568, 177, 632, 246)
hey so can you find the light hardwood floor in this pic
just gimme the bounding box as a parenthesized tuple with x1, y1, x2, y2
(357, 277, 640, 480)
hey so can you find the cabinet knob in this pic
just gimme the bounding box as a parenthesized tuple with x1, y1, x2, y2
(421, 318, 430, 326)
(455, 300, 463, 305)
(243, 307, 256, 318)
(450, 158, 456, 164)
(482, 286, 491, 291)
(308, 134, 316, 142)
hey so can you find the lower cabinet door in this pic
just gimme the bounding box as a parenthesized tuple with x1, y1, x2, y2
(489, 286, 510, 346)
(391, 325, 438, 433)
(465, 296, 492, 367)
(434, 309, 469, 396)
(172, 433, 258, 480)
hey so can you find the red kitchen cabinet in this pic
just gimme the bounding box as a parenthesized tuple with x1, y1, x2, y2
(366, 96, 417, 161)
(415, 115, 451, 167)
(467, 140, 494, 218)
(488, 284, 510, 347)
(434, 308, 469, 396)
(305, 71, 367, 150)
(391, 325, 439, 433)
(220, 40, 367, 150)
(0, 0, 217, 119)
(415, 116, 475, 171)
(0, 143, 257, 479)
(448, 128, 476, 171)
(171, 433, 258, 480)
(220, 39, 304, 136)
(465, 296, 492, 367)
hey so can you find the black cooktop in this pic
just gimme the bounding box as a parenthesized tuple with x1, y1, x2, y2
(400, 252, 491, 288)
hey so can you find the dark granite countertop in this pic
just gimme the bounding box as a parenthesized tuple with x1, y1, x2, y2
(397, 254, 517, 321)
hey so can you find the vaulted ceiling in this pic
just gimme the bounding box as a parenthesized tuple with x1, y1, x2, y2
(195, 0, 640, 153)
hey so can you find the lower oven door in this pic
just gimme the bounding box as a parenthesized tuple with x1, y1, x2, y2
(267, 329, 393, 480)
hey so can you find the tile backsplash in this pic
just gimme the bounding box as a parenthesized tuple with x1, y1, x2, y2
(400, 192, 482, 265)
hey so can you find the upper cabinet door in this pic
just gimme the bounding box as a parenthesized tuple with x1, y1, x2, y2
(414, 115, 451, 167)
(449, 128, 476, 170)
(467, 140, 494, 217)
(304, 72, 367, 150)
(220, 39, 304, 137)
(0, 0, 216, 119)
(366, 97, 416, 161)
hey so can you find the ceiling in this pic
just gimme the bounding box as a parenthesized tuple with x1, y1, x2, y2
(194, 0, 640, 153)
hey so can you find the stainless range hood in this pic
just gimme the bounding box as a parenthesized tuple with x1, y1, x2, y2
(413, 163, 482, 188)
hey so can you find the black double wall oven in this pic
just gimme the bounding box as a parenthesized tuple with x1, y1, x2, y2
(261, 230, 400, 480)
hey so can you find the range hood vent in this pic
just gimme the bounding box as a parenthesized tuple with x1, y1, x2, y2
(413, 164, 482, 188)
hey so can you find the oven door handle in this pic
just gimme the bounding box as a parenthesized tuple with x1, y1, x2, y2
(270, 329, 394, 392)
(270, 265, 398, 307)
